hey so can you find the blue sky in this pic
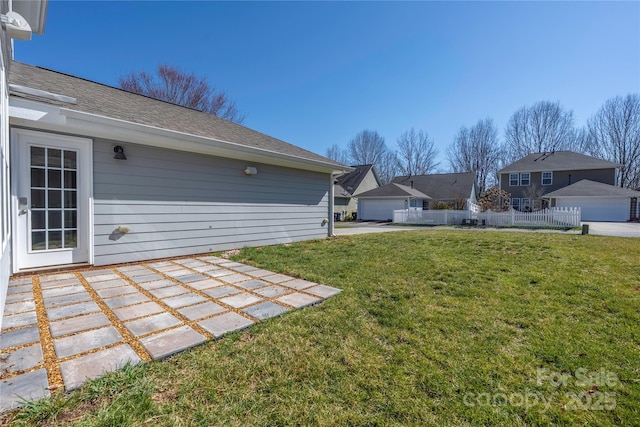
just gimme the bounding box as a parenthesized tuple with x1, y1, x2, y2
(15, 1, 640, 168)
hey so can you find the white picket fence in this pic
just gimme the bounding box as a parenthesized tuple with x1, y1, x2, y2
(478, 207, 581, 227)
(393, 208, 471, 225)
(393, 207, 581, 228)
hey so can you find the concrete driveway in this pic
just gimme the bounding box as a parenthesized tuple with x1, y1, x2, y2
(335, 222, 640, 238)
(583, 222, 640, 237)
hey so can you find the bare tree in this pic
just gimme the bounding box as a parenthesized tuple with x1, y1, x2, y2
(346, 130, 399, 183)
(504, 101, 576, 161)
(119, 64, 244, 123)
(587, 94, 640, 189)
(447, 118, 502, 194)
(374, 151, 400, 185)
(523, 183, 547, 211)
(395, 128, 439, 176)
(347, 130, 388, 165)
(325, 144, 349, 165)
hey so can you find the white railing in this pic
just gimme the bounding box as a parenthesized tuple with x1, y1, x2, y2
(393, 207, 581, 228)
(478, 207, 581, 228)
(393, 208, 472, 225)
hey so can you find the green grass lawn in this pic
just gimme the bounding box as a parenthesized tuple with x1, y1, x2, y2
(6, 231, 639, 426)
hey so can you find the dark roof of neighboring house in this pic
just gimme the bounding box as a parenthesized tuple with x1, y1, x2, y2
(8, 61, 343, 168)
(334, 164, 378, 197)
(543, 180, 640, 198)
(392, 172, 476, 200)
(356, 183, 430, 199)
(498, 151, 620, 174)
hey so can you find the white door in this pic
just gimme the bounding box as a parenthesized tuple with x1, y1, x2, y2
(12, 129, 92, 271)
(359, 199, 406, 221)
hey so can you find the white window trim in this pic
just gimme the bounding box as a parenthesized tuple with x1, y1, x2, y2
(520, 172, 531, 186)
(509, 173, 519, 186)
(542, 171, 553, 186)
(521, 198, 531, 211)
(511, 198, 521, 210)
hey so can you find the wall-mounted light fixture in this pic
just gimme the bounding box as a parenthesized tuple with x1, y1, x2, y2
(244, 166, 258, 175)
(113, 146, 127, 160)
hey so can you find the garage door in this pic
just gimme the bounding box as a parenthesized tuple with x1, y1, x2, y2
(557, 197, 629, 222)
(359, 199, 406, 221)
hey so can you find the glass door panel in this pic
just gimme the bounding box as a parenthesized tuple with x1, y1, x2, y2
(30, 146, 78, 251)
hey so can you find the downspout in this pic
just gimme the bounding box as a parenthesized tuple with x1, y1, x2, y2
(328, 173, 338, 237)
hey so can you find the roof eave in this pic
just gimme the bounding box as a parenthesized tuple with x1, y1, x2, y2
(10, 97, 349, 175)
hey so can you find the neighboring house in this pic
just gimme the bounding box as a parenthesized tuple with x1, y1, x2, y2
(357, 172, 477, 221)
(333, 164, 380, 220)
(0, 14, 349, 324)
(498, 151, 635, 221)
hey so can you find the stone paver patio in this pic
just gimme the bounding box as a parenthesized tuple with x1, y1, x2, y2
(0, 255, 341, 411)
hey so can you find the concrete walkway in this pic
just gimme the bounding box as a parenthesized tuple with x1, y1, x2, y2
(0, 256, 341, 411)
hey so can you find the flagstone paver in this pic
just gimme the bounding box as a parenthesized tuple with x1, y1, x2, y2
(219, 293, 263, 309)
(53, 327, 123, 358)
(103, 292, 150, 309)
(2, 311, 38, 329)
(96, 285, 138, 299)
(3, 300, 36, 315)
(112, 301, 164, 321)
(59, 344, 141, 391)
(148, 285, 189, 299)
(44, 292, 92, 308)
(124, 312, 182, 337)
(175, 274, 208, 283)
(47, 301, 101, 321)
(243, 301, 290, 321)
(276, 293, 322, 308)
(254, 285, 291, 298)
(140, 325, 206, 359)
(304, 285, 342, 298)
(281, 279, 317, 291)
(0, 326, 40, 350)
(187, 279, 223, 291)
(0, 256, 341, 412)
(198, 312, 255, 338)
(235, 280, 268, 290)
(49, 313, 112, 338)
(163, 293, 207, 309)
(203, 285, 241, 298)
(87, 278, 128, 290)
(0, 369, 50, 412)
(262, 273, 295, 284)
(0, 344, 44, 374)
(177, 302, 227, 321)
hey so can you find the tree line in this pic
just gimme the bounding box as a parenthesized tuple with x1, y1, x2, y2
(327, 94, 640, 192)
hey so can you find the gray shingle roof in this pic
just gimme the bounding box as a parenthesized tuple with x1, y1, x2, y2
(498, 151, 620, 174)
(356, 183, 430, 199)
(392, 172, 476, 200)
(543, 180, 640, 198)
(8, 61, 344, 169)
(335, 164, 378, 196)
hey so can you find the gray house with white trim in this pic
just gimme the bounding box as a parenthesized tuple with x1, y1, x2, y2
(498, 151, 639, 221)
(0, 55, 348, 324)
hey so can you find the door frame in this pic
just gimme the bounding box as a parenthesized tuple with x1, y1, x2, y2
(10, 128, 94, 273)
